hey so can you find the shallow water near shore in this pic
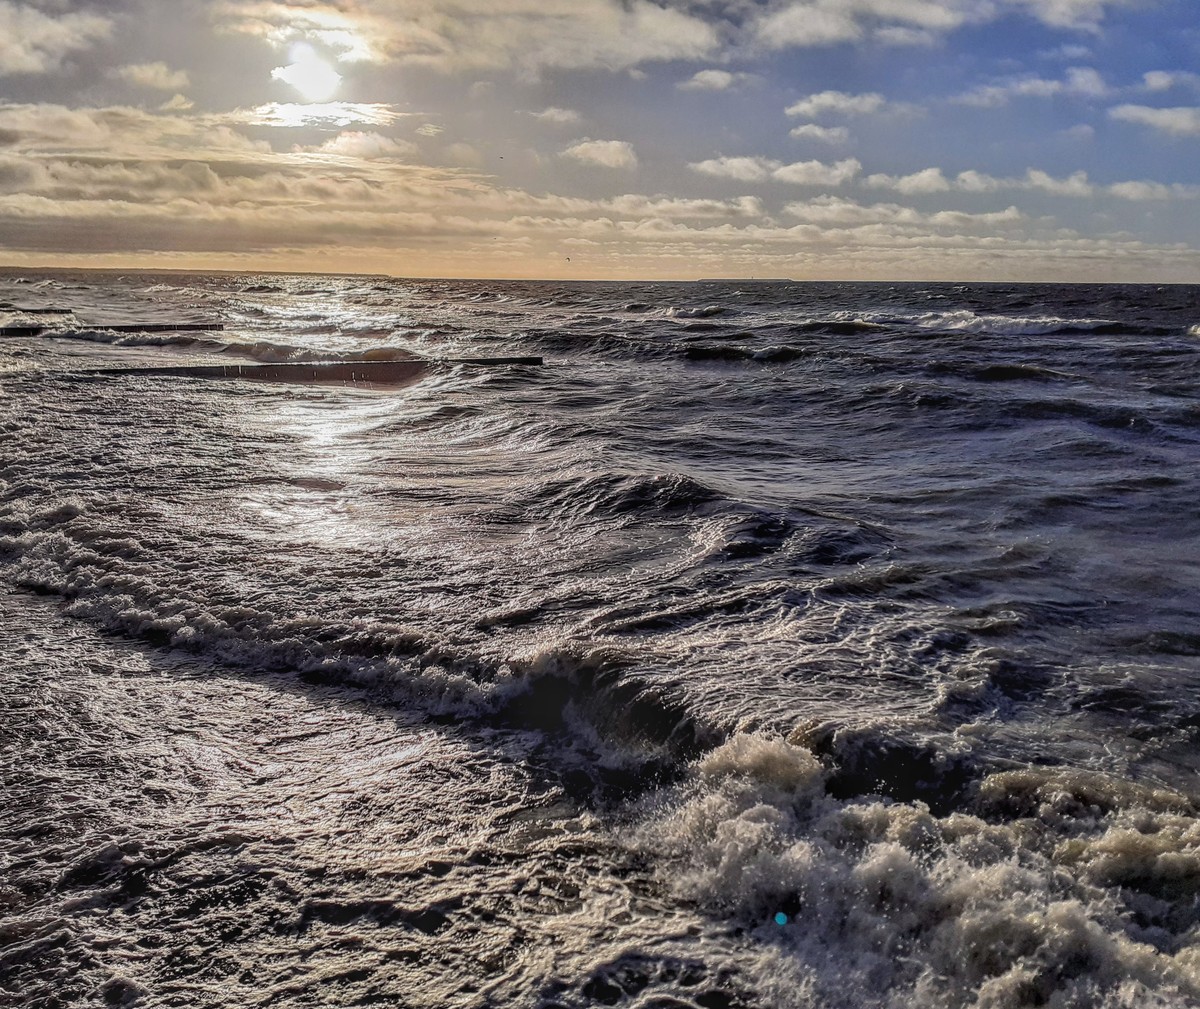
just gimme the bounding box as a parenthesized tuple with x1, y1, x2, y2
(2, 271, 1199, 1007)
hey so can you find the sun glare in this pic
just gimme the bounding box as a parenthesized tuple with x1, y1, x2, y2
(272, 43, 342, 102)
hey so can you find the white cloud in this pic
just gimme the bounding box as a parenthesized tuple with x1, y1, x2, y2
(689, 156, 776, 182)
(116, 62, 191, 91)
(752, 0, 970, 50)
(678, 69, 750, 92)
(1007, 0, 1131, 29)
(1064, 66, 1106, 96)
(561, 139, 638, 169)
(312, 131, 418, 159)
(690, 156, 860, 186)
(529, 107, 581, 124)
(1025, 168, 1092, 195)
(865, 165, 1196, 201)
(786, 91, 886, 118)
(872, 166, 1094, 195)
(782, 194, 1024, 231)
(753, 5, 862, 48)
(1107, 180, 1171, 201)
(773, 158, 862, 186)
(1143, 71, 1200, 93)
(0, 1, 111, 76)
(865, 166, 951, 193)
(1109, 104, 1200, 137)
(789, 124, 850, 143)
(956, 67, 1104, 107)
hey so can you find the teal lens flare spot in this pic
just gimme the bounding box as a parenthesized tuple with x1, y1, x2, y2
(774, 912, 788, 926)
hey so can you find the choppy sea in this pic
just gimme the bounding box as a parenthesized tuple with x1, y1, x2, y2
(2, 270, 1199, 1008)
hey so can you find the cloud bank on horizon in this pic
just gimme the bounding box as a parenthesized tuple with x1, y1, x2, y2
(0, 0, 1197, 280)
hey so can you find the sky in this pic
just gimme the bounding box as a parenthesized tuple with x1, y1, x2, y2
(0, 0, 1198, 281)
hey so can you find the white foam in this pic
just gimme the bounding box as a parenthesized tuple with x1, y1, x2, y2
(636, 734, 1200, 1008)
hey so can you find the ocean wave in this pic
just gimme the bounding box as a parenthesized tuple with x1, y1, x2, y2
(498, 470, 722, 523)
(667, 305, 733, 319)
(635, 733, 1200, 1008)
(683, 344, 805, 364)
(896, 309, 1177, 338)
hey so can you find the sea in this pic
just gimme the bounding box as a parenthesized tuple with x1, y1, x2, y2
(1, 270, 1199, 1009)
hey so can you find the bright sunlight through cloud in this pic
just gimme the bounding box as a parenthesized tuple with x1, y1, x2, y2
(271, 43, 342, 102)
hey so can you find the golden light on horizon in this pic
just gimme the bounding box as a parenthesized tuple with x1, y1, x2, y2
(271, 43, 342, 102)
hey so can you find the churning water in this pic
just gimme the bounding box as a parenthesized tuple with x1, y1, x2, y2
(2, 271, 1199, 1007)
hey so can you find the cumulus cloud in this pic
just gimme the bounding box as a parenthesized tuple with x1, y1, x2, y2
(561, 139, 638, 169)
(786, 91, 887, 118)
(1109, 104, 1200, 136)
(865, 164, 1195, 200)
(1143, 71, 1200, 93)
(956, 67, 1105, 106)
(1007, 0, 1131, 29)
(752, 0, 969, 50)
(115, 62, 191, 91)
(678, 69, 751, 92)
(528, 107, 580, 124)
(690, 156, 861, 186)
(864, 166, 951, 194)
(870, 166, 1094, 195)
(789, 124, 850, 142)
(0, 1, 112, 76)
(688, 156, 776, 182)
(773, 158, 862, 186)
(783, 194, 1024, 231)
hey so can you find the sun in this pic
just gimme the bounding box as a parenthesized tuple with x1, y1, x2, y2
(272, 43, 342, 102)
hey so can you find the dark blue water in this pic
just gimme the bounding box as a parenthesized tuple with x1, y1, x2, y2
(2, 272, 1199, 1008)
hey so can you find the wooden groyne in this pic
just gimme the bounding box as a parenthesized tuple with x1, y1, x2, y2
(0, 323, 224, 337)
(76, 357, 543, 386)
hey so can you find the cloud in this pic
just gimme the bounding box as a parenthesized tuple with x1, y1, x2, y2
(1109, 104, 1200, 137)
(214, 0, 720, 75)
(678, 69, 751, 92)
(865, 164, 1196, 200)
(875, 26, 938, 46)
(773, 158, 862, 186)
(690, 156, 861, 186)
(1007, 0, 1131, 29)
(783, 195, 1024, 231)
(561, 139, 638, 169)
(1143, 71, 1200, 93)
(311, 131, 418, 159)
(870, 167, 1094, 195)
(0, 1, 112, 76)
(232, 102, 406, 128)
(743, 0, 1137, 51)
(864, 167, 951, 194)
(789, 124, 850, 143)
(528, 107, 581, 124)
(688, 156, 776, 182)
(751, 0, 970, 50)
(786, 91, 887, 118)
(115, 62, 191, 91)
(956, 67, 1106, 106)
(1064, 66, 1106, 96)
